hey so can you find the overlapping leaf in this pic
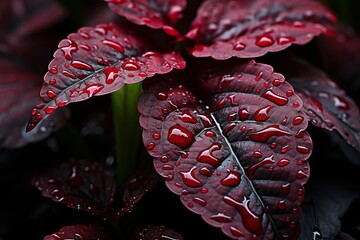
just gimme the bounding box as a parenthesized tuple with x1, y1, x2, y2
(44, 224, 111, 240)
(272, 57, 360, 152)
(139, 60, 312, 239)
(32, 159, 117, 218)
(0, 57, 69, 149)
(105, 0, 186, 37)
(187, 0, 336, 59)
(26, 22, 185, 131)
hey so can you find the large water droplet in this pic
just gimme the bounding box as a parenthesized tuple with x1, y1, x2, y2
(247, 155, 275, 179)
(179, 109, 197, 123)
(197, 143, 222, 167)
(255, 34, 275, 47)
(210, 213, 233, 223)
(102, 39, 124, 53)
(71, 60, 94, 71)
(239, 108, 249, 120)
(193, 197, 206, 206)
(254, 105, 273, 121)
(168, 125, 195, 149)
(262, 90, 288, 106)
(179, 166, 202, 187)
(83, 84, 104, 97)
(60, 39, 78, 60)
(249, 125, 291, 142)
(121, 61, 140, 71)
(220, 171, 241, 187)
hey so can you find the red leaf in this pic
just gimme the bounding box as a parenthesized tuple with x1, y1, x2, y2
(135, 225, 183, 240)
(32, 159, 117, 218)
(0, 57, 69, 149)
(105, 0, 186, 37)
(43, 224, 111, 240)
(187, 0, 336, 59)
(26, 22, 185, 132)
(273, 57, 360, 152)
(139, 60, 312, 239)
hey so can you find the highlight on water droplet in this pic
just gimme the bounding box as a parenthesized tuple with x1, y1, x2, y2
(255, 34, 275, 47)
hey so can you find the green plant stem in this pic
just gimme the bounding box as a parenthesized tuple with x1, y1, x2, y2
(111, 82, 143, 193)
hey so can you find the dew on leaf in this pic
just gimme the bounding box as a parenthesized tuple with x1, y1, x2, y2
(255, 34, 275, 47)
(210, 213, 233, 223)
(102, 39, 124, 53)
(220, 171, 241, 187)
(83, 84, 104, 97)
(277, 36, 295, 45)
(60, 39, 78, 60)
(199, 167, 212, 176)
(71, 60, 94, 71)
(196, 143, 222, 167)
(254, 105, 273, 121)
(103, 66, 119, 84)
(233, 42, 246, 51)
(62, 70, 76, 79)
(249, 125, 291, 142)
(262, 90, 288, 106)
(247, 155, 275, 179)
(193, 197, 207, 206)
(179, 166, 202, 187)
(121, 61, 141, 71)
(168, 125, 195, 149)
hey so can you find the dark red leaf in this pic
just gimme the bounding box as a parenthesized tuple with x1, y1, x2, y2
(32, 159, 117, 218)
(187, 0, 336, 59)
(43, 224, 111, 240)
(117, 169, 160, 217)
(135, 225, 183, 240)
(316, 23, 360, 85)
(26, 22, 186, 132)
(273, 57, 360, 152)
(105, 0, 186, 37)
(0, 0, 66, 42)
(139, 60, 312, 239)
(0, 57, 69, 149)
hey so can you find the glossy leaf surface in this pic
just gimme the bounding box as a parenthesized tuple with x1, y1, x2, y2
(187, 0, 336, 59)
(44, 224, 111, 240)
(139, 60, 312, 239)
(0, 57, 69, 149)
(32, 160, 117, 218)
(105, 0, 186, 36)
(26, 22, 185, 131)
(274, 57, 360, 152)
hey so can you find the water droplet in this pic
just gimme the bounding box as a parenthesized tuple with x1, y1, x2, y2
(296, 170, 307, 179)
(44, 107, 56, 114)
(168, 125, 195, 149)
(121, 61, 140, 71)
(49, 79, 56, 85)
(216, 98, 225, 109)
(80, 32, 90, 39)
(83, 84, 104, 97)
(293, 116, 304, 125)
(200, 188, 208, 193)
(187, 203, 194, 208)
(193, 197, 206, 206)
(50, 67, 58, 74)
(227, 94, 238, 106)
(146, 142, 155, 150)
(277, 158, 290, 167)
(62, 70, 76, 79)
(272, 79, 282, 86)
(333, 96, 350, 110)
(277, 36, 295, 45)
(253, 151, 262, 158)
(220, 171, 241, 187)
(80, 44, 91, 51)
(71, 60, 94, 71)
(179, 166, 202, 187)
(254, 105, 273, 121)
(262, 90, 288, 106)
(179, 109, 197, 123)
(233, 42, 246, 51)
(223, 123, 236, 135)
(152, 133, 160, 140)
(255, 34, 275, 47)
(239, 108, 249, 120)
(296, 145, 310, 154)
(223, 196, 263, 235)
(205, 130, 216, 137)
(249, 125, 291, 142)
(103, 66, 119, 84)
(58, 100, 68, 107)
(280, 145, 289, 153)
(199, 114, 214, 127)
(156, 91, 168, 100)
(297, 188, 304, 196)
(199, 167, 212, 176)
(255, 72, 263, 81)
(60, 39, 78, 60)
(293, 21, 305, 28)
(281, 183, 290, 195)
(277, 200, 286, 210)
(162, 165, 173, 170)
(227, 113, 237, 121)
(286, 90, 294, 97)
(47, 91, 56, 99)
(230, 226, 244, 237)
(197, 143, 222, 167)
(210, 213, 233, 223)
(102, 39, 124, 52)
(293, 102, 300, 108)
(160, 156, 169, 163)
(247, 155, 275, 179)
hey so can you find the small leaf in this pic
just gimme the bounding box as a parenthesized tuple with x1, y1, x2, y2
(32, 159, 117, 218)
(273, 57, 360, 152)
(43, 224, 111, 240)
(135, 225, 183, 240)
(26, 22, 185, 132)
(139, 60, 312, 239)
(117, 169, 160, 217)
(0, 57, 69, 149)
(187, 0, 336, 59)
(105, 0, 186, 37)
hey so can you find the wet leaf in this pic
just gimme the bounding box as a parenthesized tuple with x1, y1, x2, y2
(273, 57, 360, 152)
(187, 0, 336, 59)
(32, 159, 117, 218)
(43, 224, 111, 240)
(105, 0, 186, 37)
(135, 225, 183, 240)
(139, 60, 312, 239)
(26, 22, 185, 132)
(0, 57, 69, 149)
(117, 169, 160, 217)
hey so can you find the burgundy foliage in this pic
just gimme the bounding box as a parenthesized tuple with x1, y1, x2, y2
(43, 224, 111, 240)
(0, 0, 358, 239)
(139, 60, 312, 239)
(273, 57, 360, 152)
(32, 160, 117, 218)
(26, 22, 185, 131)
(187, 0, 336, 59)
